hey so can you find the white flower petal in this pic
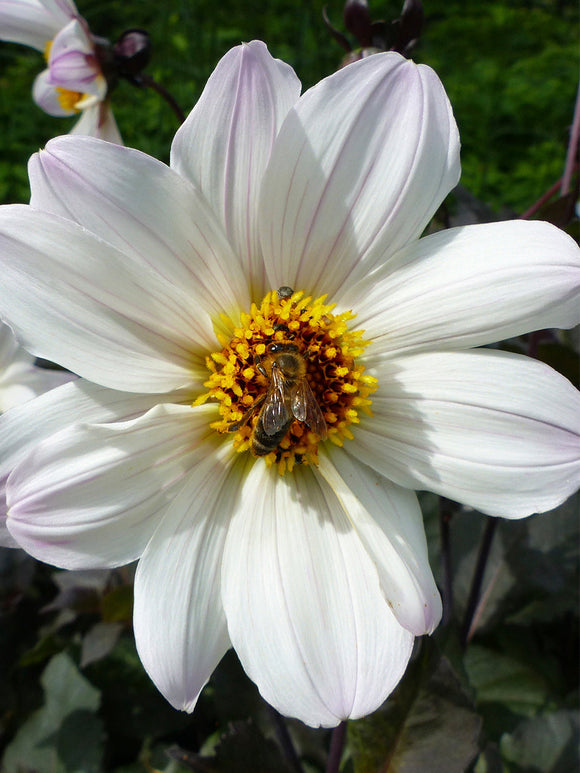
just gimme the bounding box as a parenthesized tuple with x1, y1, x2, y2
(134, 445, 244, 713)
(0, 321, 72, 412)
(0, 205, 213, 392)
(7, 403, 214, 568)
(48, 18, 104, 97)
(33, 68, 75, 115)
(355, 220, 580, 357)
(69, 102, 122, 143)
(29, 136, 248, 316)
(42, 0, 78, 19)
(0, 363, 72, 413)
(353, 350, 580, 517)
(259, 52, 460, 297)
(0, 0, 76, 50)
(0, 321, 21, 371)
(318, 451, 441, 635)
(171, 41, 301, 291)
(0, 379, 185, 526)
(222, 461, 414, 727)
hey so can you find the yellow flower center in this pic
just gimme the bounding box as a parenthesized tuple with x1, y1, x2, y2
(195, 288, 377, 474)
(55, 86, 84, 113)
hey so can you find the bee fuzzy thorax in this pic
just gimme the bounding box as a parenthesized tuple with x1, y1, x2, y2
(195, 288, 377, 474)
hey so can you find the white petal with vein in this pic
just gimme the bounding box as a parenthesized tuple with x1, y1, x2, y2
(0, 206, 212, 392)
(352, 349, 580, 517)
(222, 461, 414, 727)
(7, 404, 215, 568)
(30, 137, 249, 316)
(353, 220, 580, 357)
(260, 52, 460, 298)
(135, 447, 246, 712)
(319, 451, 441, 634)
(171, 41, 301, 291)
(0, 379, 187, 530)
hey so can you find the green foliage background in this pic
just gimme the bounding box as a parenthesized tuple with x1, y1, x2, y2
(0, 0, 577, 212)
(0, 1, 578, 772)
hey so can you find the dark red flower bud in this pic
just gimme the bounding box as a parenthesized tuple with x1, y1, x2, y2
(343, 0, 373, 48)
(391, 0, 424, 56)
(114, 29, 152, 81)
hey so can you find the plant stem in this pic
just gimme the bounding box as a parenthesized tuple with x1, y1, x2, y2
(561, 79, 580, 196)
(520, 82, 579, 222)
(439, 497, 454, 624)
(460, 518, 498, 647)
(267, 705, 305, 773)
(519, 176, 563, 220)
(326, 721, 347, 773)
(138, 73, 186, 124)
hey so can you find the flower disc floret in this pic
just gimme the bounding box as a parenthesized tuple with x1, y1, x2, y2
(196, 288, 377, 473)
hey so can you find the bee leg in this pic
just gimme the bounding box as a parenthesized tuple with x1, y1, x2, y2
(226, 393, 266, 432)
(254, 353, 268, 379)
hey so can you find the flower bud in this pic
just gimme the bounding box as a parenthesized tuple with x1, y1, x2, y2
(114, 29, 152, 81)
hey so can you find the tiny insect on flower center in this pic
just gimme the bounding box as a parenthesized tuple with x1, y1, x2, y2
(195, 288, 377, 474)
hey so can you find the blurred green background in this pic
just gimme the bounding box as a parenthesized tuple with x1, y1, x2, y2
(0, 0, 577, 212)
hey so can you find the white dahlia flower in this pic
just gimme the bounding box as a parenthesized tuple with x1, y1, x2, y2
(0, 41, 578, 727)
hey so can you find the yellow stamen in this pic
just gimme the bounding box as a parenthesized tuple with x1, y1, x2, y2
(55, 87, 84, 113)
(196, 288, 377, 474)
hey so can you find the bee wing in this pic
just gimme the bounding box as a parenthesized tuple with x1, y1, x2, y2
(261, 368, 292, 436)
(291, 379, 327, 439)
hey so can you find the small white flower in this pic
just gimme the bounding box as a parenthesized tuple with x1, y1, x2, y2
(0, 42, 578, 727)
(0, 0, 120, 141)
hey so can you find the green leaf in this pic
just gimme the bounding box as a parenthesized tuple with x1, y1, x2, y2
(166, 722, 294, 773)
(505, 496, 580, 625)
(2, 652, 104, 773)
(101, 584, 134, 623)
(500, 710, 580, 772)
(464, 644, 549, 717)
(472, 742, 504, 773)
(81, 622, 124, 667)
(19, 632, 64, 666)
(450, 510, 517, 631)
(349, 645, 481, 773)
(86, 636, 191, 742)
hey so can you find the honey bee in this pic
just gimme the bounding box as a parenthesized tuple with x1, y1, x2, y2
(228, 342, 327, 456)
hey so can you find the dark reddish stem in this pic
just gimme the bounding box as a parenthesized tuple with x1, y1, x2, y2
(460, 518, 498, 647)
(439, 498, 454, 624)
(519, 176, 564, 220)
(561, 80, 580, 196)
(326, 721, 347, 773)
(267, 705, 305, 773)
(138, 72, 185, 124)
(520, 78, 579, 220)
